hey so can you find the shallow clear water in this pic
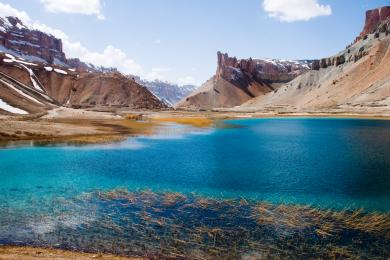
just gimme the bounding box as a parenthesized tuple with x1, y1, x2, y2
(1, 118, 390, 211)
(2, 118, 390, 257)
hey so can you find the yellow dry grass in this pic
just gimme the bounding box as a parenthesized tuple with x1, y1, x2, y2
(124, 113, 143, 120)
(152, 117, 213, 127)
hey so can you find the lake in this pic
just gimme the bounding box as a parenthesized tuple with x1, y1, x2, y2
(1, 118, 390, 258)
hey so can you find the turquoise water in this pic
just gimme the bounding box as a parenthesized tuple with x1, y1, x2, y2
(1, 118, 390, 257)
(1, 118, 390, 210)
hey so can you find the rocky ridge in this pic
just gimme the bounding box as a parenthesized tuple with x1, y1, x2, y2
(0, 16, 166, 115)
(235, 6, 390, 114)
(177, 52, 311, 109)
(356, 6, 390, 42)
(217, 51, 311, 83)
(0, 17, 66, 65)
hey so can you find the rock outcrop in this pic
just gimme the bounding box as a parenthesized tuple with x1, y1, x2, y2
(353, 6, 390, 43)
(0, 16, 166, 114)
(309, 7, 390, 71)
(217, 52, 310, 83)
(177, 52, 310, 109)
(235, 6, 390, 114)
(0, 16, 113, 71)
(0, 17, 66, 64)
(359, 6, 390, 40)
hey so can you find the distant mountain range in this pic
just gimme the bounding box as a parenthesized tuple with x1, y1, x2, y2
(134, 77, 198, 106)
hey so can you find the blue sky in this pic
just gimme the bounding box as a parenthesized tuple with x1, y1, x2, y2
(0, 0, 389, 85)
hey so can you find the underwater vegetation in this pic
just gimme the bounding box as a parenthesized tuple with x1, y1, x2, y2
(1, 189, 390, 259)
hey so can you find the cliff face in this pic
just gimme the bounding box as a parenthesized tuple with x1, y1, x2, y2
(237, 7, 390, 114)
(0, 16, 114, 71)
(177, 52, 310, 109)
(0, 17, 66, 64)
(217, 52, 310, 84)
(0, 16, 166, 114)
(311, 7, 390, 71)
(358, 6, 390, 40)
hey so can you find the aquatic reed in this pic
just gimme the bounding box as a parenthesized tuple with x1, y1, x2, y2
(2, 189, 390, 259)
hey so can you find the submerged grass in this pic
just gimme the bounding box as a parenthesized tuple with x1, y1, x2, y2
(3, 189, 389, 259)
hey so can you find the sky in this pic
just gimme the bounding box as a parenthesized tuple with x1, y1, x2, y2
(0, 0, 388, 86)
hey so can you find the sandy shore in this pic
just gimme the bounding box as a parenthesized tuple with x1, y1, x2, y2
(0, 246, 143, 259)
(1, 107, 390, 146)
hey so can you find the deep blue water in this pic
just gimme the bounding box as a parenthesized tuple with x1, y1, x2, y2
(2, 118, 390, 257)
(1, 118, 390, 212)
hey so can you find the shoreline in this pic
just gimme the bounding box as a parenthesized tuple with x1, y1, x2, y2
(1, 107, 390, 146)
(0, 245, 142, 259)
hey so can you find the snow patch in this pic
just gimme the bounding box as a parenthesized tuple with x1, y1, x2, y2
(0, 98, 28, 114)
(31, 77, 43, 92)
(5, 53, 14, 59)
(0, 46, 47, 63)
(0, 79, 43, 105)
(44, 66, 53, 72)
(2, 53, 37, 66)
(16, 60, 37, 66)
(17, 63, 45, 92)
(54, 68, 68, 75)
(264, 59, 277, 66)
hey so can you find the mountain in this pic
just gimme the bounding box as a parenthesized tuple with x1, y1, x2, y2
(176, 52, 311, 109)
(236, 6, 390, 114)
(0, 16, 165, 115)
(0, 16, 66, 65)
(136, 78, 198, 106)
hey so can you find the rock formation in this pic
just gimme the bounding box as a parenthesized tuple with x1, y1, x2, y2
(0, 16, 115, 71)
(0, 16, 166, 114)
(0, 17, 66, 64)
(177, 52, 311, 109)
(217, 51, 310, 83)
(360, 6, 390, 38)
(357, 6, 390, 41)
(235, 6, 390, 114)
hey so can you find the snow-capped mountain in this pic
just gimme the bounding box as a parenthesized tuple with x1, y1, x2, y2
(136, 78, 198, 106)
(0, 16, 166, 115)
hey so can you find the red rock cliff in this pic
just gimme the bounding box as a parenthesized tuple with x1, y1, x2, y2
(216, 51, 310, 83)
(0, 17, 66, 64)
(357, 6, 390, 41)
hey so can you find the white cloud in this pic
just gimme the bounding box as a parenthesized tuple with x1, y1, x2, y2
(177, 76, 197, 86)
(262, 0, 331, 22)
(40, 0, 104, 20)
(154, 39, 161, 44)
(145, 67, 171, 81)
(0, 2, 141, 75)
(0, 2, 196, 84)
(0, 2, 31, 22)
(65, 43, 143, 75)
